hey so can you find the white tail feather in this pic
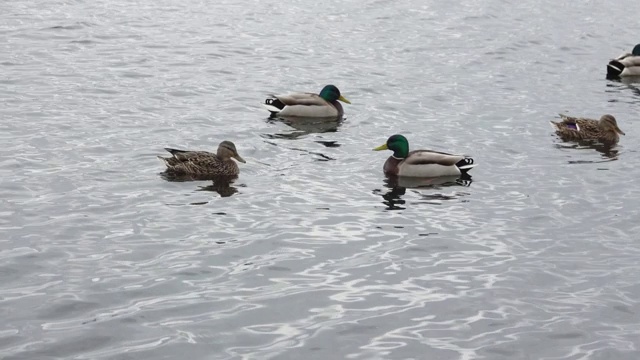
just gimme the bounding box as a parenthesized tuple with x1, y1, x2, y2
(262, 103, 281, 113)
(458, 163, 477, 170)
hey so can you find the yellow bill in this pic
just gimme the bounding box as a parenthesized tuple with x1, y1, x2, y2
(373, 144, 388, 151)
(338, 95, 351, 104)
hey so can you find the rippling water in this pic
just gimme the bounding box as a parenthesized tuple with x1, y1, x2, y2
(3, 0, 640, 359)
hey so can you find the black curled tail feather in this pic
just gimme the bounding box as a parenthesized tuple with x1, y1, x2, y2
(265, 98, 285, 110)
(607, 60, 624, 78)
(456, 172, 473, 186)
(456, 157, 476, 173)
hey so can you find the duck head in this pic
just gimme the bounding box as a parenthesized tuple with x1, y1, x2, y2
(218, 141, 246, 163)
(373, 134, 410, 159)
(599, 114, 625, 136)
(319, 85, 351, 104)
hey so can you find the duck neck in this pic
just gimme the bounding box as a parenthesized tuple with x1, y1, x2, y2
(333, 101, 344, 115)
(602, 131, 619, 143)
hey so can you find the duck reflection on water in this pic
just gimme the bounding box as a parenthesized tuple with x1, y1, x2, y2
(263, 115, 344, 142)
(160, 172, 240, 198)
(373, 174, 473, 210)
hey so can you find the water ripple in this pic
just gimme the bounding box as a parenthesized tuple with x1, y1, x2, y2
(3, 0, 640, 359)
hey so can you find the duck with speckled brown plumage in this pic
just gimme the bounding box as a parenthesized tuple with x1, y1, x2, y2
(158, 141, 246, 176)
(550, 114, 625, 145)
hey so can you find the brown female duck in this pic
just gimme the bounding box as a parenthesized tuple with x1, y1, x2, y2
(158, 140, 246, 176)
(550, 114, 625, 144)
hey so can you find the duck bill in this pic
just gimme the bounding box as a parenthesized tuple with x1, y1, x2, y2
(373, 144, 388, 151)
(338, 95, 351, 104)
(616, 126, 625, 135)
(233, 154, 247, 163)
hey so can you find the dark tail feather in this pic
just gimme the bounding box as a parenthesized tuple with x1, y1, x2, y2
(607, 60, 624, 78)
(265, 98, 285, 110)
(164, 148, 187, 155)
(456, 172, 473, 186)
(456, 158, 476, 173)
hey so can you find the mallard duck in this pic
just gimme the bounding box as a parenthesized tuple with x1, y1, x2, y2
(158, 141, 246, 176)
(263, 84, 351, 118)
(373, 135, 476, 177)
(550, 114, 625, 144)
(607, 44, 640, 77)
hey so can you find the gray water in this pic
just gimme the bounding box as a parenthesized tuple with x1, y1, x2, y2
(2, 0, 640, 359)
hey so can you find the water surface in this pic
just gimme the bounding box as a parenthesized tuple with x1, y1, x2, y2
(2, 0, 640, 359)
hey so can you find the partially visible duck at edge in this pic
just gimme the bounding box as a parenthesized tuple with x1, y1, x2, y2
(607, 44, 640, 78)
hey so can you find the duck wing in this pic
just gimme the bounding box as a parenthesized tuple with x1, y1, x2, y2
(619, 56, 640, 67)
(552, 114, 584, 131)
(396, 150, 475, 177)
(614, 52, 633, 61)
(574, 118, 600, 132)
(160, 148, 222, 173)
(274, 92, 329, 106)
(404, 150, 466, 166)
(163, 148, 213, 161)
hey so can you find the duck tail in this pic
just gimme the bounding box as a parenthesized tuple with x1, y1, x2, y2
(263, 97, 285, 114)
(157, 156, 171, 167)
(607, 59, 625, 78)
(456, 158, 477, 173)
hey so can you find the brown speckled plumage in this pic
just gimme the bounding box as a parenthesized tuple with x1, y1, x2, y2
(158, 141, 245, 176)
(550, 114, 625, 144)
